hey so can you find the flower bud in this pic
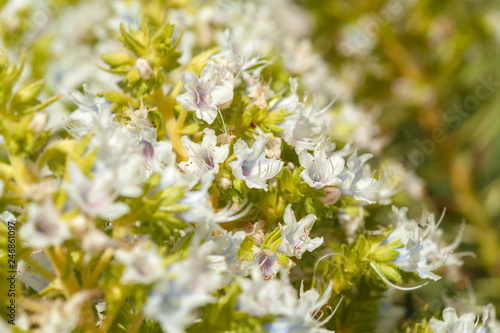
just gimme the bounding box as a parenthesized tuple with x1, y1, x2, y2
(15, 80, 45, 104)
(29, 112, 49, 134)
(319, 186, 341, 205)
(218, 98, 233, 110)
(136, 58, 153, 80)
(218, 176, 232, 190)
(101, 52, 135, 67)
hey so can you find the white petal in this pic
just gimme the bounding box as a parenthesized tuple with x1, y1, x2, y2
(211, 85, 234, 107)
(202, 128, 218, 148)
(233, 139, 251, 160)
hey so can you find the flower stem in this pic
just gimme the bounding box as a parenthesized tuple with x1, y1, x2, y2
(23, 255, 56, 281)
(152, 86, 188, 160)
(128, 312, 145, 333)
(46, 247, 79, 297)
(83, 248, 114, 289)
(98, 297, 124, 333)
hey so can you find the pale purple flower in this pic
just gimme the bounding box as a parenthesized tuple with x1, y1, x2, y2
(230, 136, 284, 190)
(278, 204, 323, 260)
(298, 144, 345, 189)
(66, 84, 112, 138)
(238, 267, 338, 332)
(237, 267, 297, 317)
(143, 246, 221, 333)
(178, 128, 229, 174)
(204, 231, 250, 280)
(476, 304, 499, 333)
(430, 308, 478, 333)
(273, 78, 333, 150)
(337, 151, 398, 204)
(115, 245, 165, 285)
(65, 165, 130, 220)
(252, 246, 281, 280)
(19, 201, 70, 249)
(176, 61, 234, 124)
(265, 282, 337, 333)
(383, 206, 469, 281)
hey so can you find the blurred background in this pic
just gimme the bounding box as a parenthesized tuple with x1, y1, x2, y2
(1, 0, 499, 324)
(297, 0, 500, 313)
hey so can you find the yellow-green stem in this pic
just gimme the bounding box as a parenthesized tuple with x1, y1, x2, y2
(129, 312, 145, 333)
(152, 86, 188, 160)
(98, 297, 124, 333)
(23, 255, 56, 281)
(83, 248, 114, 289)
(46, 247, 79, 297)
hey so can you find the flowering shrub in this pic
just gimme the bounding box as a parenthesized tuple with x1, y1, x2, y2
(0, 1, 498, 332)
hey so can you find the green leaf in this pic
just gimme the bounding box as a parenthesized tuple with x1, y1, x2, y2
(238, 236, 256, 261)
(119, 24, 147, 56)
(371, 261, 402, 283)
(101, 52, 136, 67)
(147, 109, 166, 139)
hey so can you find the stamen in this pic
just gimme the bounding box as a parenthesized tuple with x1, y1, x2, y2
(369, 261, 428, 291)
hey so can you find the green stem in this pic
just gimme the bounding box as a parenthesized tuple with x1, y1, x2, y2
(152, 87, 188, 160)
(83, 248, 114, 289)
(23, 255, 56, 281)
(129, 312, 145, 333)
(46, 247, 79, 297)
(98, 297, 125, 333)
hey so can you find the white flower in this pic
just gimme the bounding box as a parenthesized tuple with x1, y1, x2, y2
(430, 304, 500, 333)
(178, 128, 229, 174)
(248, 78, 274, 109)
(252, 246, 282, 280)
(0, 211, 15, 226)
(124, 100, 154, 132)
(65, 165, 130, 220)
(176, 61, 234, 124)
(81, 228, 117, 257)
(298, 144, 345, 189)
(38, 290, 98, 333)
(273, 78, 333, 151)
(476, 304, 499, 333)
(19, 201, 70, 249)
(66, 84, 112, 138)
(237, 267, 298, 317)
(115, 245, 165, 285)
(139, 133, 198, 189)
(337, 151, 398, 204)
(204, 231, 250, 279)
(265, 281, 337, 333)
(0, 317, 11, 333)
(177, 174, 251, 226)
(337, 207, 364, 244)
(238, 267, 338, 332)
(383, 206, 468, 281)
(278, 205, 323, 260)
(93, 123, 145, 198)
(143, 247, 221, 333)
(430, 308, 478, 333)
(230, 136, 284, 190)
